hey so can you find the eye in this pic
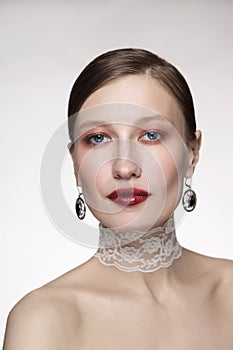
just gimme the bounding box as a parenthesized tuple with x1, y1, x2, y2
(139, 131, 163, 142)
(86, 133, 111, 145)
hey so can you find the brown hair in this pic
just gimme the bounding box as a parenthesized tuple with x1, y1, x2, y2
(68, 48, 196, 146)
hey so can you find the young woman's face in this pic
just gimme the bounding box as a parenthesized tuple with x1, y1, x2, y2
(70, 75, 196, 232)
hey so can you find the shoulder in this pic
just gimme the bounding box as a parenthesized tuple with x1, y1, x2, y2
(210, 256, 233, 299)
(3, 277, 83, 349)
(206, 254, 233, 286)
(184, 248, 233, 303)
(182, 247, 233, 275)
(208, 257, 233, 332)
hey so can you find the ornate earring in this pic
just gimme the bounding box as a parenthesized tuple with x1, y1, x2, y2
(75, 186, 86, 220)
(182, 178, 197, 212)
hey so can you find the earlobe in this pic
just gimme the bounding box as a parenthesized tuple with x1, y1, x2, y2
(193, 130, 202, 168)
(67, 143, 77, 166)
(195, 130, 202, 151)
(67, 142, 81, 186)
(67, 142, 73, 155)
(185, 130, 202, 178)
(75, 169, 82, 187)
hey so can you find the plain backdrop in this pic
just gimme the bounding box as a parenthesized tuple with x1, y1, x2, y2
(1, 0, 233, 345)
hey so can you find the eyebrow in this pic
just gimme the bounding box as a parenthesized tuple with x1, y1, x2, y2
(79, 120, 112, 130)
(78, 115, 167, 131)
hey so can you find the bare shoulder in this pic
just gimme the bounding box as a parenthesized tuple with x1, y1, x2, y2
(184, 247, 233, 277)
(183, 247, 233, 301)
(204, 254, 233, 327)
(187, 251, 233, 342)
(208, 255, 233, 298)
(3, 268, 85, 350)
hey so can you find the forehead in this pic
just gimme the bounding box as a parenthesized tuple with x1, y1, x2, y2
(80, 75, 184, 128)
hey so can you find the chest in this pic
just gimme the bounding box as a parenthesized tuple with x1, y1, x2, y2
(76, 296, 233, 350)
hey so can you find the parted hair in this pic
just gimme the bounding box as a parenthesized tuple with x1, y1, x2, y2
(68, 48, 196, 146)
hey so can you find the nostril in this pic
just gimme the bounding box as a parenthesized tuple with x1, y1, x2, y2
(112, 158, 141, 179)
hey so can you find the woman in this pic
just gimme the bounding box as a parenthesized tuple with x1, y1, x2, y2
(3, 48, 233, 349)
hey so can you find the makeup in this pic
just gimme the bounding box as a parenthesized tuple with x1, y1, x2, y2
(107, 187, 151, 206)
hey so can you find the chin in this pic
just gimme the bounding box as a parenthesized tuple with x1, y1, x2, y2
(94, 214, 155, 233)
(88, 197, 177, 232)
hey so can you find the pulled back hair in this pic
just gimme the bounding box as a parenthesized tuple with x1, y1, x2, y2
(68, 48, 196, 146)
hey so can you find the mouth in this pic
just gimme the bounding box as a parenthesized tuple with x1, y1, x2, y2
(106, 187, 151, 206)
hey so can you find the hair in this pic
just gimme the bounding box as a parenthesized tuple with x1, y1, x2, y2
(68, 48, 196, 148)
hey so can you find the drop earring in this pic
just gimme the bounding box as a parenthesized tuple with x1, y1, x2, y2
(182, 178, 197, 212)
(75, 186, 86, 220)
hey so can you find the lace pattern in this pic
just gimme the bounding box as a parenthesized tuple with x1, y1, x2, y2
(93, 217, 182, 273)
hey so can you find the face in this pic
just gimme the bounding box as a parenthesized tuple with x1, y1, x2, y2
(69, 75, 200, 232)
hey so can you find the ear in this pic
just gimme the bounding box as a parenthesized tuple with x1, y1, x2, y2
(185, 130, 202, 178)
(67, 142, 74, 157)
(67, 142, 72, 150)
(67, 142, 81, 187)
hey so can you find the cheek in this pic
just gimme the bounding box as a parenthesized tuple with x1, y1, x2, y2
(82, 164, 111, 197)
(74, 144, 117, 210)
(157, 144, 189, 214)
(149, 142, 187, 181)
(72, 142, 98, 190)
(148, 141, 189, 213)
(160, 150, 186, 184)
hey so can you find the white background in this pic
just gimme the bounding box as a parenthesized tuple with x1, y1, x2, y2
(1, 0, 233, 345)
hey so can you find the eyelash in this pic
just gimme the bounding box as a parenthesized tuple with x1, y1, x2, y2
(85, 130, 164, 145)
(140, 131, 163, 143)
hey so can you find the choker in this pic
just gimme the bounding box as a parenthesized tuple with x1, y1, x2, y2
(93, 216, 182, 273)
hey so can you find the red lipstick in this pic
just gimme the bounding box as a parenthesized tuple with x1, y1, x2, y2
(107, 188, 151, 206)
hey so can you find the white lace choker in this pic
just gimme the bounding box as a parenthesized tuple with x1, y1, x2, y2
(93, 217, 182, 273)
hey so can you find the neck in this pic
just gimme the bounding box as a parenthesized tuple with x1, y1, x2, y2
(93, 216, 182, 274)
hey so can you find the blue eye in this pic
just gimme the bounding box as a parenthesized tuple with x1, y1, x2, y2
(86, 134, 110, 144)
(140, 131, 162, 142)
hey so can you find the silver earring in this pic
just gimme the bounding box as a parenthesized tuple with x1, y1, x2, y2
(182, 178, 197, 212)
(75, 186, 86, 220)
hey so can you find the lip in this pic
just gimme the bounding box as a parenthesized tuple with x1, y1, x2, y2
(106, 187, 151, 206)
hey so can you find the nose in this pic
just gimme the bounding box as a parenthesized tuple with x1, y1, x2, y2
(112, 158, 141, 179)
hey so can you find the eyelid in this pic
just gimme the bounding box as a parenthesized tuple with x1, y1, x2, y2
(139, 129, 165, 140)
(85, 132, 111, 144)
(82, 126, 115, 137)
(82, 128, 113, 139)
(83, 128, 165, 145)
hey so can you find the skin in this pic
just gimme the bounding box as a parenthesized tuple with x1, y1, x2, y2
(3, 75, 233, 349)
